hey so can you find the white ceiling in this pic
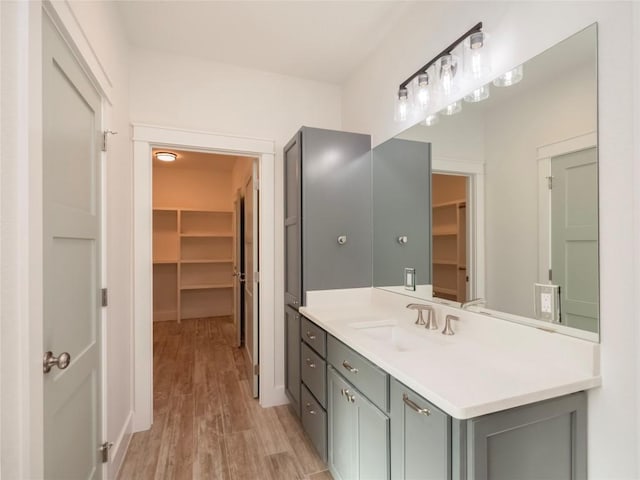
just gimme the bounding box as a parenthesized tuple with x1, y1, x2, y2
(117, 1, 412, 84)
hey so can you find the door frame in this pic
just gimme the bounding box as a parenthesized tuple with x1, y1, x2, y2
(131, 124, 279, 432)
(536, 131, 597, 285)
(431, 157, 485, 301)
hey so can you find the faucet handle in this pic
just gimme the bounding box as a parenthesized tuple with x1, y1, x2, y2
(406, 303, 432, 326)
(442, 315, 459, 335)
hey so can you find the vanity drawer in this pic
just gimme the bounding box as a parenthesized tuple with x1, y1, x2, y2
(301, 316, 327, 357)
(301, 384, 327, 462)
(327, 335, 389, 412)
(301, 342, 327, 407)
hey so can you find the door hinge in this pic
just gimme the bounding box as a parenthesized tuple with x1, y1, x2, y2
(254, 178, 260, 191)
(548, 269, 553, 281)
(546, 176, 553, 190)
(99, 441, 113, 463)
(102, 130, 118, 152)
(254, 364, 260, 375)
(255, 271, 260, 283)
(101, 288, 108, 307)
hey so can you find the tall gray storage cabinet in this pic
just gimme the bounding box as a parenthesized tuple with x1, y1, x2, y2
(284, 127, 372, 415)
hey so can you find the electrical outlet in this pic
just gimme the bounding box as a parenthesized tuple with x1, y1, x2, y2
(534, 283, 561, 322)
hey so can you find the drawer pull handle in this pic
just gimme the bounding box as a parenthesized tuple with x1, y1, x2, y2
(341, 388, 355, 403)
(305, 402, 317, 415)
(305, 331, 316, 340)
(342, 360, 358, 374)
(402, 393, 431, 416)
(305, 358, 316, 368)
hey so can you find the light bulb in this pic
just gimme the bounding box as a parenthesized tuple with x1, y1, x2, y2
(424, 113, 439, 126)
(394, 87, 409, 122)
(464, 84, 490, 103)
(415, 73, 430, 111)
(466, 31, 490, 80)
(438, 54, 459, 97)
(493, 64, 524, 87)
(441, 101, 462, 116)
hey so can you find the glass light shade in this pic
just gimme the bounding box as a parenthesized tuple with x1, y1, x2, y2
(394, 87, 410, 122)
(155, 152, 177, 162)
(493, 64, 524, 87)
(424, 113, 440, 126)
(441, 100, 462, 116)
(465, 31, 490, 80)
(464, 84, 490, 103)
(414, 73, 431, 111)
(438, 54, 459, 97)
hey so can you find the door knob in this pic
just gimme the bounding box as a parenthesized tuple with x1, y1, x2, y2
(43, 351, 71, 374)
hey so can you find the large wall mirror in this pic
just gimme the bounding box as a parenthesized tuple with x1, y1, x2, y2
(372, 24, 599, 340)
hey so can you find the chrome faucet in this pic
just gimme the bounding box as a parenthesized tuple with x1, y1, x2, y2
(461, 298, 485, 310)
(406, 304, 438, 330)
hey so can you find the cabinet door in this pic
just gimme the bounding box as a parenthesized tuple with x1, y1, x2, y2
(284, 306, 301, 416)
(302, 127, 372, 293)
(328, 366, 390, 480)
(284, 132, 302, 307)
(390, 378, 450, 480)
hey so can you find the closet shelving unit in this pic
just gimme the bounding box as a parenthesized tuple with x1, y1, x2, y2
(153, 208, 234, 322)
(432, 200, 466, 302)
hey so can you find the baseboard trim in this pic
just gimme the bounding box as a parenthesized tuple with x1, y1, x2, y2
(108, 410, 134, 480)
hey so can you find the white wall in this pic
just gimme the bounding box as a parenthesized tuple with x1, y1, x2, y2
(129, 47, 343, 407)
(343, 2, 638, 478)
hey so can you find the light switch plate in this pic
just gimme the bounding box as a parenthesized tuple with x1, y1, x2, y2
(404, 267, 416, 291)
(534, 283, 560, 322)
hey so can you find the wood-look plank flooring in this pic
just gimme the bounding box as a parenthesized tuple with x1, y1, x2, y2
(119, 317, 331, 480)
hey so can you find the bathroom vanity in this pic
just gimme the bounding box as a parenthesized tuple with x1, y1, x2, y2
(297, 288, 599, 480)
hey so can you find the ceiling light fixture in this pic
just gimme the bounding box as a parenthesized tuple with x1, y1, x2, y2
(394, 22, 484, 122)
(155, 152, 177, 162)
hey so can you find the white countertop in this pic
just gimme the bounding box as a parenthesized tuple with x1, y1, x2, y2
(300, 288, 601, 419)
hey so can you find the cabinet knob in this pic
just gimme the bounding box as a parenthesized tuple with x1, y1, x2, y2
(305, 358, 316, 369)
(397, 235, 408, 244)
(305, 402, 317, 415)
(337, 235, 347, 245)
(305, 331, 316, 340)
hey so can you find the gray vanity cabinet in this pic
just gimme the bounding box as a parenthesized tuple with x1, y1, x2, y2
(327, 365, 390, 480)
(390, 378, 450, 480)
(284, 306, 301, 416)
(284, 126, 372, 306)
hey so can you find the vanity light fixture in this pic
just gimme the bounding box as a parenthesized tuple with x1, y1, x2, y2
(493, 64, 524, 87)
(441, 100, 462, 116)
(465, 31, 491, 79)
(394, 87, 410, 122)
(394, 22, 484, 122)
(464, 84, 490, 103)
(155, 151, 177, 162)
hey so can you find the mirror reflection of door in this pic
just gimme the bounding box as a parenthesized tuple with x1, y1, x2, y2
(551, 147, 598, 332)
(432, 174, 469, 303)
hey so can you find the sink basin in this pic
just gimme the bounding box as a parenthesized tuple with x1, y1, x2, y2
(350, 320, 428, 352)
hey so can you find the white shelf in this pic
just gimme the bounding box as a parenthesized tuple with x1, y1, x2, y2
(180, 258, 233, 264)
(180, 233, 233, 238)
(180, 284, 233, 291)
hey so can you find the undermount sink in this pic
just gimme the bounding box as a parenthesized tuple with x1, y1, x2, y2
(349, 320, 432, 352)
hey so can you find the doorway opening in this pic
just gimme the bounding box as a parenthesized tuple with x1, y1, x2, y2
(431, 173, 470, 303)
(151, 148, 260, 397)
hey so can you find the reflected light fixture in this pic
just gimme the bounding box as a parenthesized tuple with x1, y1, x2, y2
(394, 22, 484, 122)
(441, 101, 463, 116)
(424, 113, 440, 127)
(493, 64, 524, 87)
(155, 152, 177, 162)
(464, 84, 490, 103)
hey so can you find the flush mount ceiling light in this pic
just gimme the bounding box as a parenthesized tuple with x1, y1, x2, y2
(155, 152, 177, 162)
(395, 22, 486, 122)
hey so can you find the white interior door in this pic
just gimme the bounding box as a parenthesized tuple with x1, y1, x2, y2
(551, 147, 598, 332)
(244, 164, 260, 397)
(43, 13, 103, 479)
